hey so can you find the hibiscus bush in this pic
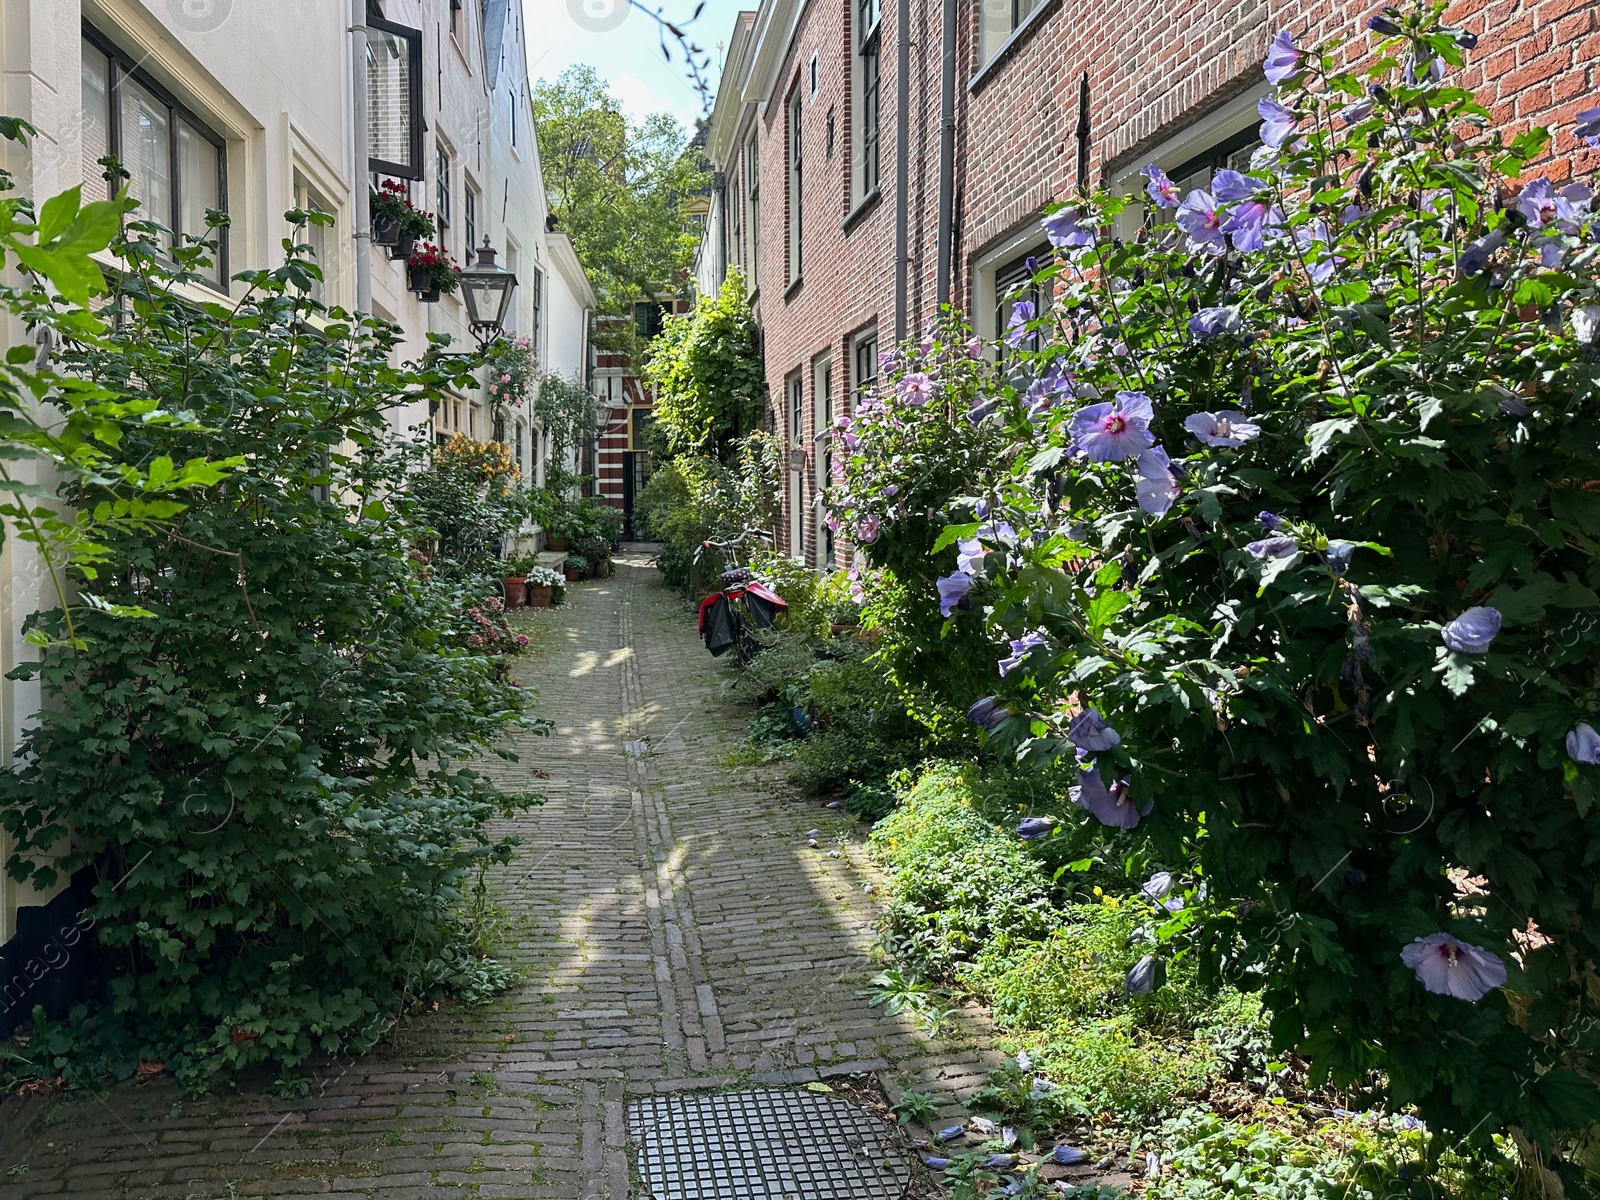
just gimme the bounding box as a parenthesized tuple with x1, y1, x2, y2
(834, 5, 1600, 1173)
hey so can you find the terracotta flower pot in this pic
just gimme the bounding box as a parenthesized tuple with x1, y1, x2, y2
(565, 568, 583, 583)
(503, 576, 527, 608)
(547, 535, 568, 552)
(526, 584, 553, 608)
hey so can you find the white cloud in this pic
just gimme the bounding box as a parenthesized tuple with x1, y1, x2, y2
(607, 69, 697, 132)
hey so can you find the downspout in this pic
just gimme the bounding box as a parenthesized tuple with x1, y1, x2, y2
(892, 0, 910, 342)
(933, 0, 956, 311)
(351, 0, 372, 313)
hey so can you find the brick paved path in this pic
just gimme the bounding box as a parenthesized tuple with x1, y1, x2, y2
(0, 559, 998, 1199)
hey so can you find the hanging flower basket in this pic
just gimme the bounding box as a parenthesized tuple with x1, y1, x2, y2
(371, 180, 435, 259)
(406, 242, 460, 304)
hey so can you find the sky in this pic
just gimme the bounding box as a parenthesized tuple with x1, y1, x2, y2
(524, 0, 752, 134)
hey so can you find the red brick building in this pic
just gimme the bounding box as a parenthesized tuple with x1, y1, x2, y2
(694, 0, 1599, 568)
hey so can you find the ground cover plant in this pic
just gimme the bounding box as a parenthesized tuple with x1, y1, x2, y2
(823, 5, 1600, 1189)
(0, 202, 543, 1093)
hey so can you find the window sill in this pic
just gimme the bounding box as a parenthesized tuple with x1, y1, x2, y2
(840, 187, 882, 234)
(783, 275, 804, 302)
(968, 0, 1058, 95)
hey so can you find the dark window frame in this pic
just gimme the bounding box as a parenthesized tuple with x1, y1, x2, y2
(995, 244, 1049, 359)
(463, 183, 477, 263)
(852, 329, 878, 406)
(435, 141, 452, 235)
(857, 0, 881, 198)
(787, 87, 803, 284)
(366, 10, 425, 179)
(82, 21, 229, 287)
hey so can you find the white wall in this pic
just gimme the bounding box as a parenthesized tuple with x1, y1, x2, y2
(0, 0, 593, 939)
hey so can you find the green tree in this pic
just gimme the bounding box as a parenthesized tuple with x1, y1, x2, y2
(532, 65, 707, 344)
(643, 270, 765, 458)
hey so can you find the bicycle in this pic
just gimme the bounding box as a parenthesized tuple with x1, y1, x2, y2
(693, 529, 787, 663)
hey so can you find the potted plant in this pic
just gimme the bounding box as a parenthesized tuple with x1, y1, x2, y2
(525, 564, 563, 608)
(370, 180, 435, 260)
(502, 552, 536, 609)
(406, 242, 459, 302)
(563, 553, 587, 583)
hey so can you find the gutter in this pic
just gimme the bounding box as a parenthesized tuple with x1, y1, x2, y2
(351, 0, 371, 313)
(934, 0, 956, 310)
(893, 0, 910, 341)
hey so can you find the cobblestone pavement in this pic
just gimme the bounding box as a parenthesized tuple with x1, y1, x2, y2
(0, 558, 1000, 1198)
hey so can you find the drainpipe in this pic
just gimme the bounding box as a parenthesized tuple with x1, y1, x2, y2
(933, 0, 956, 311)
(892, 0, 910, 342)
(351, 0, 372, 313)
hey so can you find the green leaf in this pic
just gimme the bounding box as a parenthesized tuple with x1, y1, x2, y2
(931, 521, 979, 554)
(1305, 418, 1357, 462)
(36, 184, 81, 244)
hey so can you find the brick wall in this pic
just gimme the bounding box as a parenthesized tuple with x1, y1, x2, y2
(722, 0, 1598, 569)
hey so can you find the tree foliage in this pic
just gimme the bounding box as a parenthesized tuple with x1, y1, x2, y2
(644, 269, 766, 458)
(532, 65, 707, 339)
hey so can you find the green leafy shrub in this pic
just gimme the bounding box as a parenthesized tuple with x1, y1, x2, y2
(0, 209, 541, 1090)
(644, 269, 766, 455)
(839, 9, 1600, 1160)
(409, 433, 526, 577)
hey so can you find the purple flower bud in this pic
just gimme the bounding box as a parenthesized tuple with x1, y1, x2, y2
(982, 1154, 1016, 1170)
(1141, 871, 1174, 901)
(1567, 723, 1600, 765)
(1068, 708, 1121, 752)
(1325, 541, 1356, 574)
(1577, 103, 1600, 147)
(1052, 1145, 1088, 1165)
(935, 1124, 965, 1142)
(1258, 511, 1284, 530)
(1399, 932, 1506, 1001)
(1367, 13, 1402, 36)
(968, 696, 1009, 733)
(1125, 954, 1158, 995)
(1017, 816, 1056, 840)
(1459, 227, 1507, 276)
(1246, 536, 1299, 559)
(923, 1156, 951, 1169)
(1440, 606, 1501, 654)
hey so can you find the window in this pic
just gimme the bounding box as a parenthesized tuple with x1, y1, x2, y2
(852, 329, 878, 406)
(745, 135, 760, 291)
(635, 300, 669, 341)
(435, 142, 452, 240)
(995, 246, 1049, 358)
(449, 0, 461, 36)
(854, 0, 881, 200)
(292, 174, 337, 302)
(82, 29, 228, 286)
(509, 87, 518, 147)
(366, 11, 424, 178)
(809, 53, 819, 99)
(531, 266, 544, 360)
(464, 183, 478, 262)
(813, 357, 834, 567)
(979, 0, 1043, 64)
(787, 374, 805, 557)
(786, 90, 803, 284)
(729, 165, 742, 272)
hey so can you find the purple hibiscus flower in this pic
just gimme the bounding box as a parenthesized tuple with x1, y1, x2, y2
(1141, 871, 1174, 901)
(998, 631, 1047, 678)
(1068, 708, 1121, 752)
(1005, 300, 1036, 349)
(1246, 536, 1299, 559)
(1400, 933, 1507, 1002)
(1262, 29, 1302, 85)
(898, 372, 936, 405)
(1176, 189, 1226, 255)
(1143, 163, 1179, 207)
(1125, 955, 1158, 995)
(937, 570, 974, 616)
(1016, 815, 1056, 841)
(1441, 606, 1501, 654)
(1211, 169, 1262, 203)
(1185, 410, 1261, 447)
(1258, 96, 1300, 149)
(1566, 723, 1600, 764)
(1070, 391, 1156, 462)
(1071, 767, 1150, 829)
(855, 514, 881, 544)
(1459, 226, 1508, 275)
(1339, 95, 1376, 124)
(967, 696, 1009, 732)
(1042, 206, 1095, 250)
(1188, 306, 1244, 338)
(1579, 103, 1600, 147)
(956, 537, 987, 576)
(1135, 445, 1180, 517)
(1223, 197, 1277, 252)
(1517, 178, 1560, 230)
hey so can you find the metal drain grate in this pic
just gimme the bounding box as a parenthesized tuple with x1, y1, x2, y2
(628, 1089, 913, 1199)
